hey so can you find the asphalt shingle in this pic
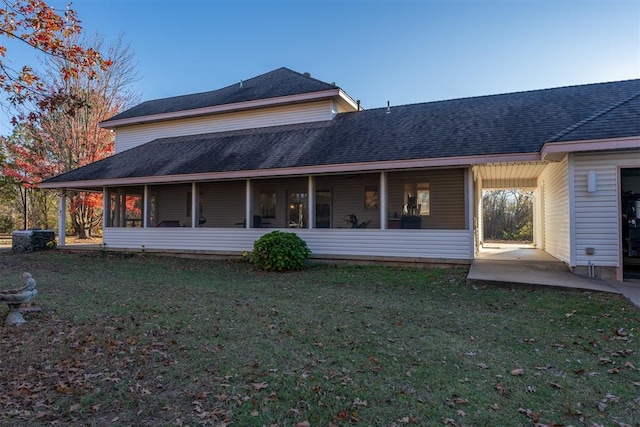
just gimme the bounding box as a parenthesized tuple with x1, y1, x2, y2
(104, 68, 337, 122)
(45, 76, 640, 185)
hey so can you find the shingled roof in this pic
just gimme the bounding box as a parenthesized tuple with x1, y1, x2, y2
(43, 77, 640, 186)
(103, 67, 338, 123)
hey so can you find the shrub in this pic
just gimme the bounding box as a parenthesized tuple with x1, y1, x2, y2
(251, 231, 311, 271)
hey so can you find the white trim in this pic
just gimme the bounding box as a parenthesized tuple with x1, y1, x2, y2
(541, 136, 640, 161)
(58, 190, 66, 246)
(245, 179, 252, 228)
(191, 182, 197, 228)
(568, 154, 576, 267)
(465, 168, 474, 257)
(380, 172, 388, 230)
(143, 185, 149, 228)
(40, 152, 541, 189)
(308, 176, 315, 229)
(100, 89, 348, 129)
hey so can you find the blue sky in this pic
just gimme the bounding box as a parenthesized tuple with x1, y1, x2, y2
(6, 0, 640, 123)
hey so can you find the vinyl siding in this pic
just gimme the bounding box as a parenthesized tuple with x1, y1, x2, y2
(572, 150, 640, 268)
(103, 228, 473, 260)
(114, 100, 334, 153)
(539, 156, 570, 264)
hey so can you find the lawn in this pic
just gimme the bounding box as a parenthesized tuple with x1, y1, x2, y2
(0, 251, 638, 426)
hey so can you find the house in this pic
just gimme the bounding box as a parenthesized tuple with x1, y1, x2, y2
(40, 67, 640, 281)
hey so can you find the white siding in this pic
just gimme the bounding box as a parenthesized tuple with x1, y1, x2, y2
(114, 101, 334, 153)
(572, 151, 640, 268)
(103, 228, 473, 261)
(539, 156, 570, 264)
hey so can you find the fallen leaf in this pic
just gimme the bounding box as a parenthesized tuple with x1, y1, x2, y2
(511, 368, 525, 376)
(453, 397, 469, 405)
(477, 363, 489, 369)
(295, 422, 311, 427)
(493, 382, 509, 395)
(252, 382, 268, 391)
(548, 381, 565, 390)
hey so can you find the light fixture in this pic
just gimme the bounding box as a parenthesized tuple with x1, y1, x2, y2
(587, 171, 597, 193)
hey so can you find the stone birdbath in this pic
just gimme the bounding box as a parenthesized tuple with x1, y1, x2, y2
(0, 273, 37, 326)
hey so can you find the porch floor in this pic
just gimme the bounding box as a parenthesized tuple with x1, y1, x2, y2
(469, 243, 640, 309)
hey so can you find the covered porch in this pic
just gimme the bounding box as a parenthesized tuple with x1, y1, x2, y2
(55, 167, 476, 263)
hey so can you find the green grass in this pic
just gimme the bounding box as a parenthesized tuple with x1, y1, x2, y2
(0, 251, 638, 426)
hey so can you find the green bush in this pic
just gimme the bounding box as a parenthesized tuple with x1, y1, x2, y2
(251, 231, 311, 271)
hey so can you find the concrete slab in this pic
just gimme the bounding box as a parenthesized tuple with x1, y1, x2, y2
(468, 259, 622, 294)
(470, 245, 640, 309)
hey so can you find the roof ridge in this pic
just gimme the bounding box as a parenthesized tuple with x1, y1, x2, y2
(546, 90, 640, 143)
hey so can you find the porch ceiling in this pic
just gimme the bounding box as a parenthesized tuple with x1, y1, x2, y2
(476, 162, 548, 189)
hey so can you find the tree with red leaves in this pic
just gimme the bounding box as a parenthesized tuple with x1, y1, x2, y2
(0, 0, 111, 110)
(2, 34, 138, 237)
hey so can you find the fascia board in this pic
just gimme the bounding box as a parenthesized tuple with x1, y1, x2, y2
(39, 152, 541, 189)
(100, 89, 342, 129)
(541, 136, 640, 161)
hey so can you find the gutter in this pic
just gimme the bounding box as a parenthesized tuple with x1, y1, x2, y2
(100, 89, 347, 129)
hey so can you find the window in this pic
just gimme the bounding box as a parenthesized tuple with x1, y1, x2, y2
(403, 182, 430, 216)
(364, 185, 379, 210)
(417, 183, 430, 215)
(260, 191, 277, 218)
(288, 192, 307, 228)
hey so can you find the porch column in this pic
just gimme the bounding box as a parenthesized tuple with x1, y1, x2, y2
(58, 189, 66, 246)
(465, 168, 475, 258)
(307, 176, 315, 229)
(103, 187, 110, 228)
(245, 179, 253, 228)
(380, 172, 388, 230)
(143, 185, 149, 228)
(191, 182, 197, 228)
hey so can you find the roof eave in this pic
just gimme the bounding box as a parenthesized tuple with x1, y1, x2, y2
(100, 88, 346, 129)
(541, 136, 640, 161)
(39, 152, 541, 189)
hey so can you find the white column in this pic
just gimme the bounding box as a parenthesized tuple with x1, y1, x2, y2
(245, 179, 253, 228)
(191, 182, 197, 228)
(143, 185, 149, 228)
(465, 168, 475, 259)
(58, 190, 66, 246)
(103, 187, 109, 228)
(307, 176, 315, 229)
(380, 172, 388, 230)
(115, 189, 123, 227)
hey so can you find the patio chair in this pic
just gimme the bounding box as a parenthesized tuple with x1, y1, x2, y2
(343, 214, 371, 228)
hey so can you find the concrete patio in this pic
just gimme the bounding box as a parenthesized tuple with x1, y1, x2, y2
(468, 243, 640, 308)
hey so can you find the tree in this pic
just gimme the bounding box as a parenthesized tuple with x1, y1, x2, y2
(0, 0, 111, 111)
(2, 35, 138, 237)
(482, 189, 533, 242)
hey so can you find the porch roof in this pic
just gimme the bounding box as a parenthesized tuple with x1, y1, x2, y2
(42, 78, 640, 188)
